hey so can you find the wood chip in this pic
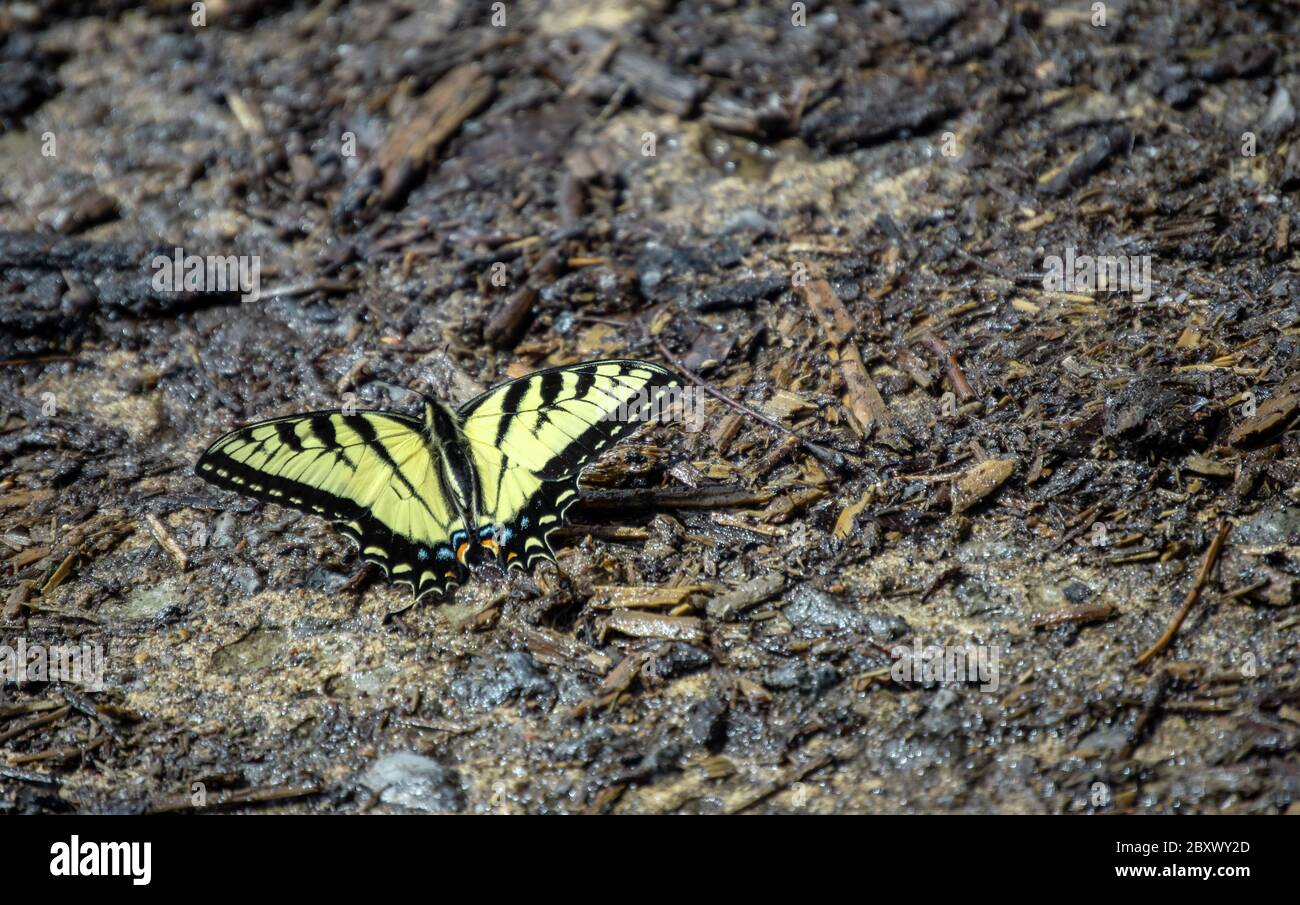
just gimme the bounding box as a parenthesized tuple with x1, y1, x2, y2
(517, 625, 612, 675)
(10, 545, 50, 569)
(144, 512, 189, 572)
(1030, 601, 1118, 630)
(799, 278, 903, 446)
(375, 63, 495, 208)
(603, 609, 705, 643)
(603, 45, 707, 116)
(711, 412, 744, 456)
(1227, 393, 1298, 447)
(0, 488, 52, 510)
(833, 489, 873, 539)
(951, 458, 1016, 514)
(588, 585, 704, 610)
(3, 581, 33, 620)
(706, 574, 785, 620)
(760, 487, 827, 524)
(763, 389, 815, 421)
(1182, 454, 1234, 478)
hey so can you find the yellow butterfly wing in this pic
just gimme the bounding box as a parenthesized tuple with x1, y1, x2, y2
(196, 410, 467, 598)
(456, 360, 683, 570)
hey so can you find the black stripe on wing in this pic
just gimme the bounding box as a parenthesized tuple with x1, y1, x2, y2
(460, 359, 686, 480)
(536, 369, 683, 479)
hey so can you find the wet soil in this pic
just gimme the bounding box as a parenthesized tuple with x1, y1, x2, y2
(2, 0, 1299, 814)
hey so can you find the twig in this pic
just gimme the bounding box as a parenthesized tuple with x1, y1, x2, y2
(552, 524, 650, 542)
(923, 334, 976, 402)
(39, 552, 76, 596)
(256, 278, 355, 302)
(799, 278, 905, 449)
(920, 566, 964, 604)
(654, 339, 847, 472)
(726, 753, 834, 814)
(373, 62, 495, 208)
(1031, 601, 1118, 630)
(1223, 579, 1269, 601)
(485, 247, 566, 349)
(576, 483, 772, 512)
(8, 733, 108, 765)
(952, 244, 1043, 285)
(0, 765, 61, 787)
(61, 687, 124, 742)
(566, 36, 620, 97)
(1052, 505, 1104, 550)
(148, 783, 321, 814)
(0, 700, 63, 720)
(1135, 522, 1230, 667)
(0, 355, 78, 367)
(0, 705, 71, 745)
(144, 513, 189, 571)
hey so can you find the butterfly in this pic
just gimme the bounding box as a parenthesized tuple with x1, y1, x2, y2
(195, 359, 684, 600)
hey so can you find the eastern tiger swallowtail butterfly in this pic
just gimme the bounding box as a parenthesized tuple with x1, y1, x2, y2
(196, 359, 684, 600)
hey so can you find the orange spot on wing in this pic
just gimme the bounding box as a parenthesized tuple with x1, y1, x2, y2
(456, 541, 470, 564)
(506, 551, 519, 562)
(481, 538, 500, 557)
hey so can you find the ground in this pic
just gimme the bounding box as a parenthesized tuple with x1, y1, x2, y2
(2, 0, 1299, 814)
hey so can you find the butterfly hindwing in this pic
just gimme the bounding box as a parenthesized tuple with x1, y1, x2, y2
(195, 410, 468, 599)
(457, 360, 683, 569)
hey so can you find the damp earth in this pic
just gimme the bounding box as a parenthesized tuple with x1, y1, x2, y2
(2, 1, 1299, 814)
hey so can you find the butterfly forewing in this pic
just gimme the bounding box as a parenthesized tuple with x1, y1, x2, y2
(196, 410, 468, 599)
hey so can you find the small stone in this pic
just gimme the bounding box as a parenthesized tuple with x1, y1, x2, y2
(230, 566, 261, 596)
(784, 585, 865, 634)
(359, 752, 464, 813)
(1262, 86, 1295, 136)
(209, 511, 238, 548)
(1063, 580, 1094, 604)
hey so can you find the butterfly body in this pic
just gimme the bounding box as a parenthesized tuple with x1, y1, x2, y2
(196, 360, 683, 600)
